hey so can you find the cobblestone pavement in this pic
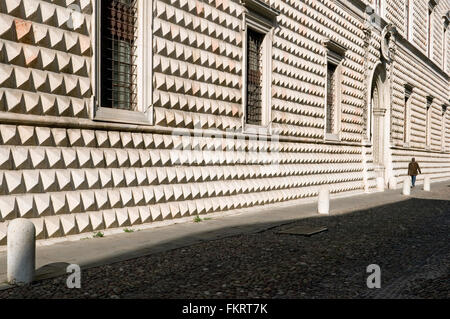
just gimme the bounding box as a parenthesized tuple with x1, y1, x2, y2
(0, 186, 449, 299)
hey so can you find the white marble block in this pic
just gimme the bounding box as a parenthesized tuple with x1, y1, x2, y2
(402, 177, 410, 196)
(423, 176, 430, 191)
(7, 218, 36, 285)
(388, 176, 397, 190)
(317, 185, 330, 215)
(376, 177, 384, 192)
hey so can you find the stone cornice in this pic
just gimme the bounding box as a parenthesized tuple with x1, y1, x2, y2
(444, 11, 450, 29)
(323, 39, 347, 56)
(404, 84, 413, 97)
(429, 0, 438, 11)
(334, 0, 367, 21)
(241, 0, 280, 21)
(0, 111, 368, 148)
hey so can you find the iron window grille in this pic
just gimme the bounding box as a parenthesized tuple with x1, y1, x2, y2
(246, 29, 264, 126)
(326, 63, 337, 134)
(100, 0, 138, 111)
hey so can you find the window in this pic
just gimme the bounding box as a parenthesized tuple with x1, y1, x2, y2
(428, 1, 437, 58)
(326, 63, 337, 134)
(100, 0, 137, 110)
(94, 0, 153, 125)
(246, 29, 264, 126)
(405, 0, 413, 41)
(428, 8, 432, 57)
(374, 0, 385, 18)
(403, 84, 413, 145)
(426, 96, 433, 148)
(442, 105, 447, 151)
(443, 13, 449, 71)
(241, 0, 279, 134)
(323, 39, 346, 141)
(375, 0, 381, 16)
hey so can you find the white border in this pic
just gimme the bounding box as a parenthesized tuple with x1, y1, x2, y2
(241, 11, 274, 136)
(323, 45, 344, 142)
(92, 0, 153, 125)
(403, 88, 413, 146)
(406, 0, 414, 42)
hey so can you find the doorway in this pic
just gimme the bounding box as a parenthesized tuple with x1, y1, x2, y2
(369, 63, 388, 176)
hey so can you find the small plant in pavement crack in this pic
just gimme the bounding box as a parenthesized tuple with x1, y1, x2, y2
(194, 215, 202, 223)
(93, 231, 104, 238)
(194, 215, 212, 223)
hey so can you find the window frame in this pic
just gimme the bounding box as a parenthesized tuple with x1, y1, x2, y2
(443, 13, 449, 72)
(374, 0, 385, 18)
(405, 0, 414, 42)
(323, 39, 346, 142)
(403, 84, 413, 146)
(92, 0, 153, 126)
(241, 0, 279, 136)
(442, 105, 447, 151)
(428, 8, 432, 58)
(425, 96, 434, 148)
(427, 0, 437, 58)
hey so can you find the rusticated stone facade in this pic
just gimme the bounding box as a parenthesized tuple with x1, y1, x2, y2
(0, 0, 449, 244)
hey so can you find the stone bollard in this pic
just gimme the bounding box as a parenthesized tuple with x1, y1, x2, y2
(376, 177, 384, 191)
(317, 185, 330, 215)
(402, 176, 411, 195)
(7, 219, 36, 285)
(423, 176, 431, 191)
(388, 176, 397, 190)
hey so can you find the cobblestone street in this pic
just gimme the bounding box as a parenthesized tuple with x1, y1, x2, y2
(0, 185, 449, 299)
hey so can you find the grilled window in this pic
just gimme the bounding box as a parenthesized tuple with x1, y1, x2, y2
(100, 0, 137, 110)
(246, 29, 264, 126)
(326, 63, 337, 134)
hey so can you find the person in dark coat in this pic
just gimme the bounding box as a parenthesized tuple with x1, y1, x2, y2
(408, 158, 421, 187)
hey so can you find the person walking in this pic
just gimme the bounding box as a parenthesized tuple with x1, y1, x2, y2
(408, 158, 421, 187)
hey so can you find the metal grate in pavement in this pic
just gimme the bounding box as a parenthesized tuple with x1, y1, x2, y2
(277, 225, 328, 237)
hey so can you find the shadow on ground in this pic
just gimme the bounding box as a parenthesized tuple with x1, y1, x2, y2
(1, 196, 449, 299)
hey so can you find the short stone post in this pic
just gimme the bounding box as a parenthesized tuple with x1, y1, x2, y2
(376, 177, 384, 191)
(318, 185, 330, 215)
(7, 219, 36, 285)
(388, 176, 397, 190)
(402, 176, 411, 195)
(423, 176, 431, 191)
